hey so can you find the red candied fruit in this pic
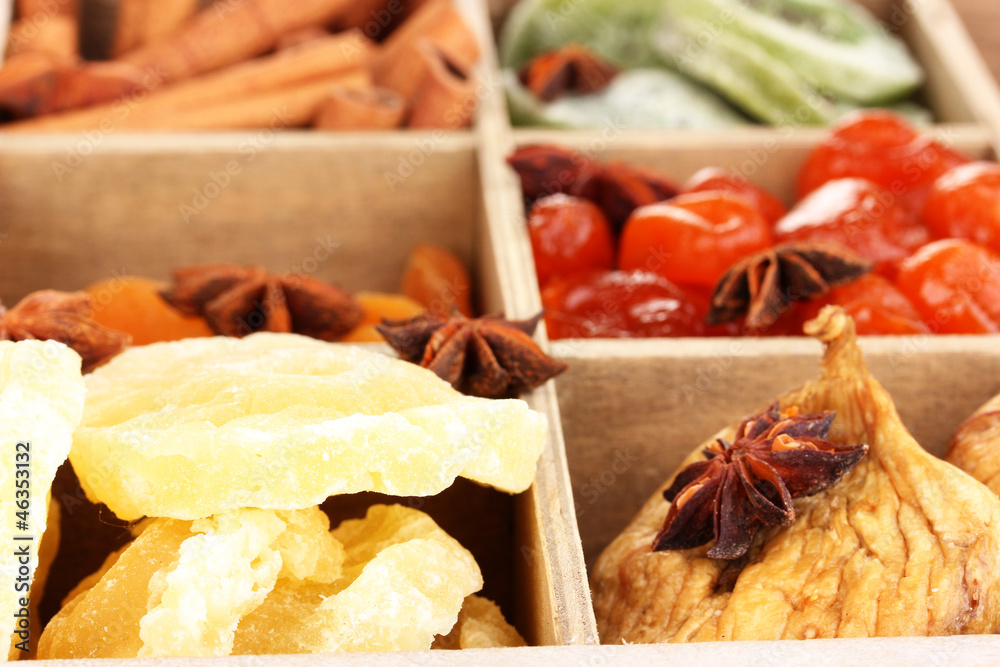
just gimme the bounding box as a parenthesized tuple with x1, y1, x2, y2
(527, 194, 615, 288)
(922, 162, 1000, 253)
(540, 269, 710, 338)
(683, 167, 787, 224)
(618, 192, 773, 290)
(774, 178, 927, 277)
(797, 110, 969, 215)
(895, 239, 1000, 334)
(792, 274, 930, 335)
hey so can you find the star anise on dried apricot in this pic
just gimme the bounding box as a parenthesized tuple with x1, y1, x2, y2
(0, 290, 131, 372)
(518, 44, 619, 103)
(707, 241, 873, 330)
(160, 263, 362, 340)
(376, 311, 568, 398)
(654, 402, 868, 560)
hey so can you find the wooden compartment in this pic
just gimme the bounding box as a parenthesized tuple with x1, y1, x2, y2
(488, 0, 1000, 129)
(0, 132, 595, 660)
(554, 335, 1000, 660)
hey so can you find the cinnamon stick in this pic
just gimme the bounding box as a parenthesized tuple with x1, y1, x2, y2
(275, 27, 330, 51)
(124, 70, 370, 131)
(123, 0, 356, 83)
(408, 43, 476, 129)
(5, 32, 375, 132)
(6, 14, 78, 60)
(17, 0, 78, 18)
(372, 0, 478, 99)
(113, 0, 200, 58)
(0, 58, 143, 118)
(313, 84, 405, 130)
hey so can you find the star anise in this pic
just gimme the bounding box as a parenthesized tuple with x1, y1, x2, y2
(160, 263, 362, 340)
(507, 144, 604, 206)
(507, 145, 678, 229)
(653, 402, 868, 560)
(707, 241, 874, 330)
(376, 311, 568, 398)
(518, 44, 619, 103)
(0, 290, 131, 372)
(597, 161, 679, 231)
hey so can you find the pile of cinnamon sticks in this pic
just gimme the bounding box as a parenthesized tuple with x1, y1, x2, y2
(0, 0, 480, 132)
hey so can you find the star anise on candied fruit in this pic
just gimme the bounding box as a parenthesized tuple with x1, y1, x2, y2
(376, 311, 568, 398)
(0, 290, 131, 372)
(653, 402, 868, 560)
(597, 161, 679, 231)
(518, 44, 619, 103)
(507, 144, 604, 206)
(160, 263, 362, 340)
(707, 241, 873, 330)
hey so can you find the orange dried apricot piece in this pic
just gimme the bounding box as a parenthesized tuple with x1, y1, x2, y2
(339, 292, 425, 343)
(401, 244, 474, 317)
(84, 276, 213, 345)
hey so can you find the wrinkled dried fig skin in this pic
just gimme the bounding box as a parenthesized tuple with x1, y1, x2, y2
(593, 309, 1000, 642)
(947, 394, 1000, 497)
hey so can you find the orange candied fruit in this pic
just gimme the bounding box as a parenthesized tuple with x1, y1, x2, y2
(339, 292, 425, 343)
(84, 276, 213, 345)
(401, 244, 474, 317)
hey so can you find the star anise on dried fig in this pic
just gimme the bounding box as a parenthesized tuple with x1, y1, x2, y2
(707, 241, 873, 330)
(518, 43, 619, 102)
(160, 263, 362, 340)
(376, 311, 568, 398)
(654, 402, 868, 560)
(0, 290, 131, 372)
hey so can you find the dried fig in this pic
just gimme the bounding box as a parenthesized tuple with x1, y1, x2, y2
(593, 306, 1000, 641)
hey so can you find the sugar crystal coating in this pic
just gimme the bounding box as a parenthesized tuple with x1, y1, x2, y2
(40, 505, 485, 657)
(0, 340, 84, 658)
(72, 333, 548, 521)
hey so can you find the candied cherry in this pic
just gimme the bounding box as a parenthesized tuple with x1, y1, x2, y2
(792, 274, 930, 335)
(797, 110, 969, 215)
(618, 192, 773, 290)
(527, 194, 615, 287)
(540, 269, 710, 338)
(683, 167, 787, 224)
(774, 178, 927, 277)
(895, 239, 1000, 333)
(922, 162, 1000, 253)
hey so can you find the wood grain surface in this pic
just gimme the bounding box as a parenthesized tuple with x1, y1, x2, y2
(952, 0, 1000, 83)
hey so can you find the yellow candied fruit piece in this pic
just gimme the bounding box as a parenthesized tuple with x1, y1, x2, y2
(42, 504, 483, 657)
(39, 507, 342, 659)
(433, 595, 527, 649)
(234, 504, 482, 654)
(0, 340, 84, 658)
(72, 333, 547, 521)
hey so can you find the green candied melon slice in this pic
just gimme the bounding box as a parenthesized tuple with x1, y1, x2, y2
(661, 0, 923, 105)
(505, 68, 751, 128)
(499, 0, 923, 125)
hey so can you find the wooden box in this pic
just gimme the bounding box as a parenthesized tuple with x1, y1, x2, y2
(4, 0, 1000, 663)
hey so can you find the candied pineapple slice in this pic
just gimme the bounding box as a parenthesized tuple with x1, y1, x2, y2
(42, 505, 485, 657)
(0, 340, 84, 658)
(433, 595, 527, 649)
(593, 307, 1000, 642)
(233, 504, 483, 654)
(39, 507, 342, 659)
(72, 333, 547, 521)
